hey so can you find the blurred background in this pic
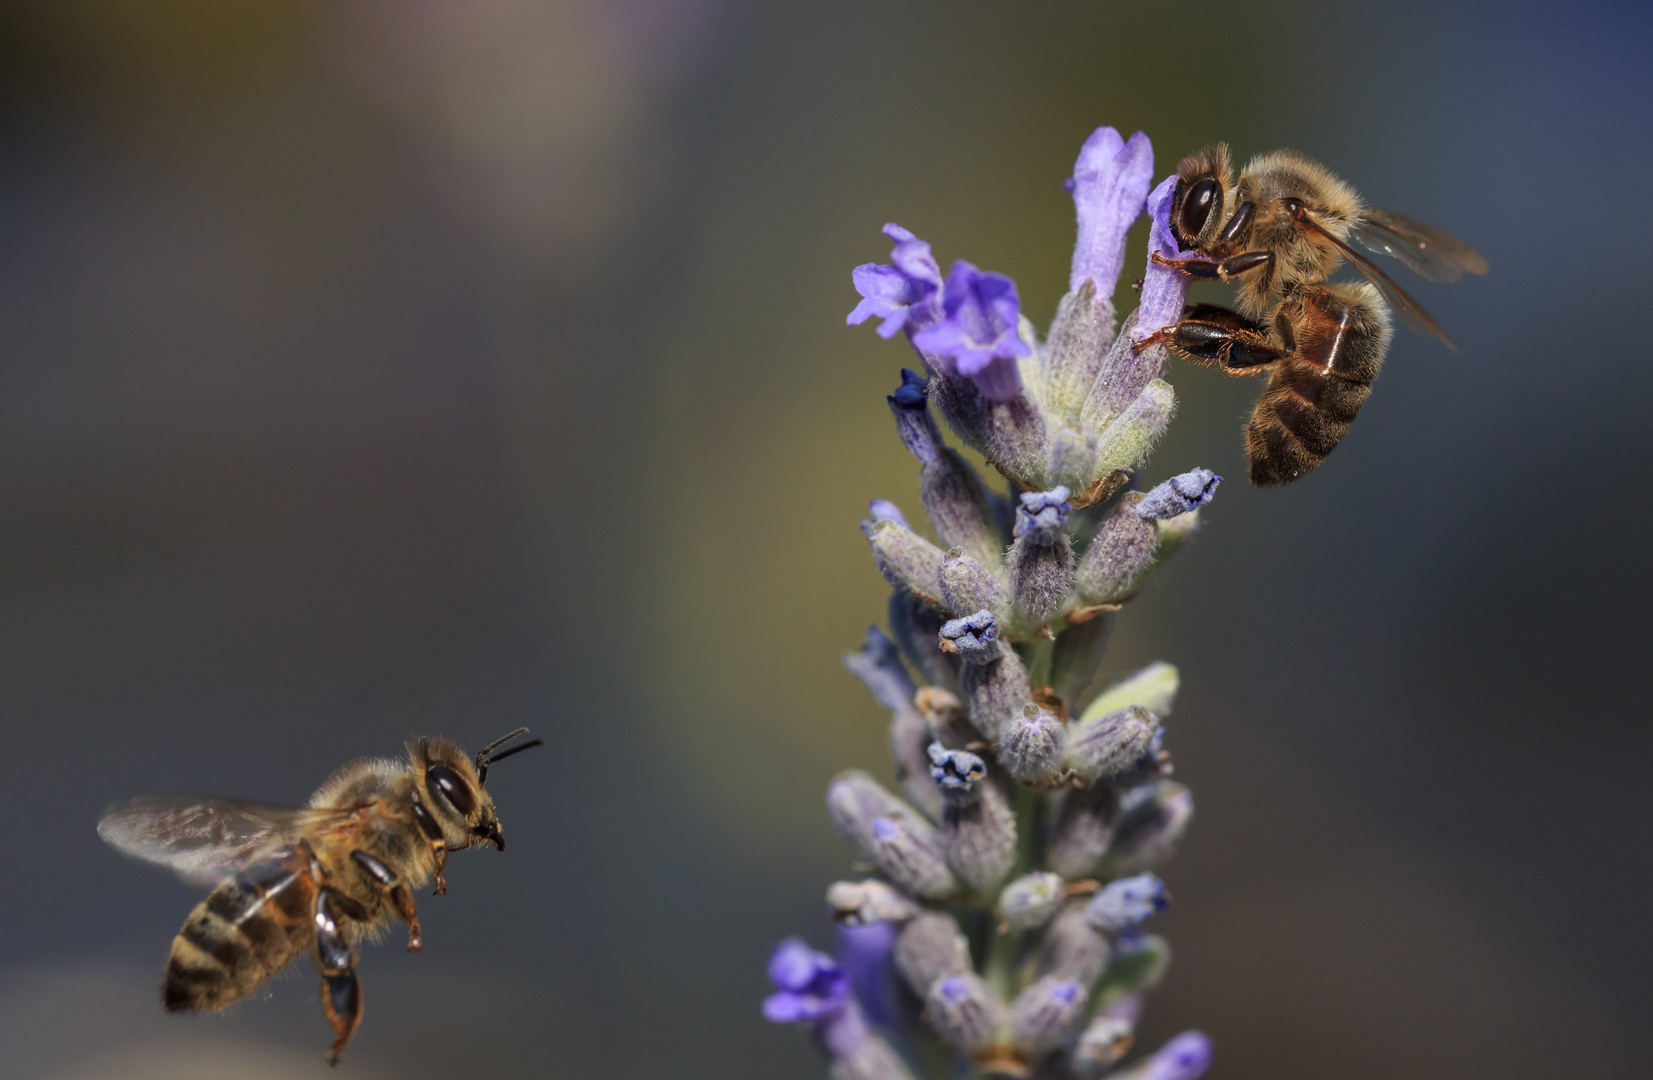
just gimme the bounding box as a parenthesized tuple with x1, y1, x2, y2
(0, 1, 1648, 1077)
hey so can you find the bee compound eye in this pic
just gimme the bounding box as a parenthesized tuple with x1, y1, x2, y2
(1177, 177, 1221, 244)
(425, 764, 476, 818)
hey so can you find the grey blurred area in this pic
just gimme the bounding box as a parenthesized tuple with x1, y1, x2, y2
(0, 1, 1647, 1078)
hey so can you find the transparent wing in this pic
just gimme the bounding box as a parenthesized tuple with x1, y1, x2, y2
(1299, 213, 1458, 350)
(1351, 209, 1488, 284)
(97, 795, 344, 887)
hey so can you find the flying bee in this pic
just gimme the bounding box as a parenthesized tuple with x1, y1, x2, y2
(98, 728, 544, 1065)
(1136, 144, 1487, 485)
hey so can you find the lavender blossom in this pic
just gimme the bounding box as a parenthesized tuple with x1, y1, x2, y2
(770, 121, 1351, 1080)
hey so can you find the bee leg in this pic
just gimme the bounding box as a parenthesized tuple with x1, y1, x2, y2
(1138, 306, 1284, 373)
(431, 845, 448, 896)
(390, 884, 423, 952)
(1150, 250, 1274, 282)
(320, 971, 363, 1066)
(349, 851, 423, 951)
(313, 887, 363, 1065)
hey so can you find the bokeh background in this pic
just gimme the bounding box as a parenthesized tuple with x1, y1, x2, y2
(0, 1, 1648, 1077)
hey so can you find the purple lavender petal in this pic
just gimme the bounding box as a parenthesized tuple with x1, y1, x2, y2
(868, 500, 909, 528)
(769, 937, 825, 990)
(847, 223, 944, 338)
(910, 261, 1030, 403)
(1069, 127, 1154, 295)
(836, 920, 900, 1028)
(1140, 1031, 1213, 1080)
(1135, 175, 1214, 341)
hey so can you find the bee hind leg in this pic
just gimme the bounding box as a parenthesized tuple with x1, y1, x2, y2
(1135, 304, 1284, 373)
(320, 970, 363, 1067)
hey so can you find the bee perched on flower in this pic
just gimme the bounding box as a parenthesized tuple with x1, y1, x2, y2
(763, 126, 1221, 1080)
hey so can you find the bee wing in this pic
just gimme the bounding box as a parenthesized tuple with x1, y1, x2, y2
(98, 795, 344, 887)
(1351, 209, 1489, 284)
(1299, 212, 1458, 351)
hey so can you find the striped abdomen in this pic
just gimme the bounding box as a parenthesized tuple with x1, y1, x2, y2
(163, 844, 317, 1012)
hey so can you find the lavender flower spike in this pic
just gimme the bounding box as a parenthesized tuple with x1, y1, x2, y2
(848, 223, 944, 339)
(911, 261, 1031, 403)
(1137, 469, 1222, 520)
(1068, 127, 1154, 295)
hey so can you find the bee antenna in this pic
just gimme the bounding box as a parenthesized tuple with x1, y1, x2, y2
(475, 727, 533, 762)
(475, 732, 545, 785)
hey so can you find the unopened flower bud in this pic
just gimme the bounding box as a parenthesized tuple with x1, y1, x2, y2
(1007, 488, 1076, 628)
(929, 375, 1050, 488)
(1087, 379, 1175, 477)
(826, 771, 957, 900)
(1048, 423, 1104, 494)
(998, 872, 1066, 930)
(1109, 1031, 1212, 1080)
(939, 547, 1008, 621)
(1008, 976, 1088, 1055)
(1064, 706, 1161, 785)
(1047, 784, 1119, 880)
(1095, 933, 1171, 1006)
(827, 879, 920, 926)
(1071, 1001, 1139, 1075)
(1085, 873, 1169, 932)
(1136, 469, 1221, 520)
(1044, 278, 1115, 416)
(1077, 662, 1179, 725)
(925, 973, 1004, 1052)
(938, 610, 1002, 663)
(888, 590, 958, 691)
(938, 767, 1016, 895)
(867, 499, 910, 529)
(1103, 782, 1192, 876)
(999, 704, 1067, 786)
(887, 368, 943, 466)
(865, 519, 946, 608)
(1074, 492, 1159, 605)
(1036, 901, 1112, 987)
(893, 911, 972, 996)
(928, 742, 987, 794)
(843, 626, 916, 716)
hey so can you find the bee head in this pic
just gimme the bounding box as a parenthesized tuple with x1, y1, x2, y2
(1170, 143, 1234, 251)
(410, 729, 542, 852)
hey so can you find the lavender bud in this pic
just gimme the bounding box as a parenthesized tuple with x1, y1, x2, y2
(1048, 423, 1104, 494)
(1102, 782, 1193, 877)
(938, 767, 1017, 895)
(1071, 1002, 1138, 1075)
(1013, 486, 1073, 538)
(1091, 379, 1176, 476)
(843, 626, 916, 715)
(888, 590, 958, 691)
(868, 499, 910, 528)
(826, 771, 957, 899)
(827, 879, 920, 926)
(893, 911, 972, 996)
(999, 704, 1067, 786)
(865, 519, 946, 608)
(1036, 901, 1112, 986)
(939, 547, 1009, 621)
(1095, 933, 1172, 1005)
(925, 973, 1004, 1052)
(929, 374, 1051, 490)
(1077, 662, 1179, 725)
(1064, 706, 1161, 785)
(1008, 976, 1088, 1055)
(1109, 1032, 1212, 1080)
(1137, 469, 1221, 520)
(1074, 492, 1159, 605)
(1085, 873, 1169, 932)
(1049, 614, 1113, 706)
(1044, 278, 1115, 417)
(923, 453, 1008, 570)
(1007, 488, 1076, 628)
(956, 633, 1035, 742)
(927, 742, 987, 794)
(887, 368, 943, 465)
(998, 872, 1066, 930)
(938, 610, 1002, 664)
(1047, 784, 1119, 879)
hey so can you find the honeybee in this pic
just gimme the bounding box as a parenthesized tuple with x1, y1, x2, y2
(1137, 144, 1487, 485)
(98, 728, 543, 1065)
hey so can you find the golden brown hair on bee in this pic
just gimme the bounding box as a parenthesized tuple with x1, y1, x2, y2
(1169, 143, 1235, 251)
(1231, 149, 1366, 313)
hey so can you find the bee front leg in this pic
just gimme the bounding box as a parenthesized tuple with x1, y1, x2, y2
(314, 888, 364, 1066)
(1151, 250, 1274, 282)
(349, 851, 423, 952)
